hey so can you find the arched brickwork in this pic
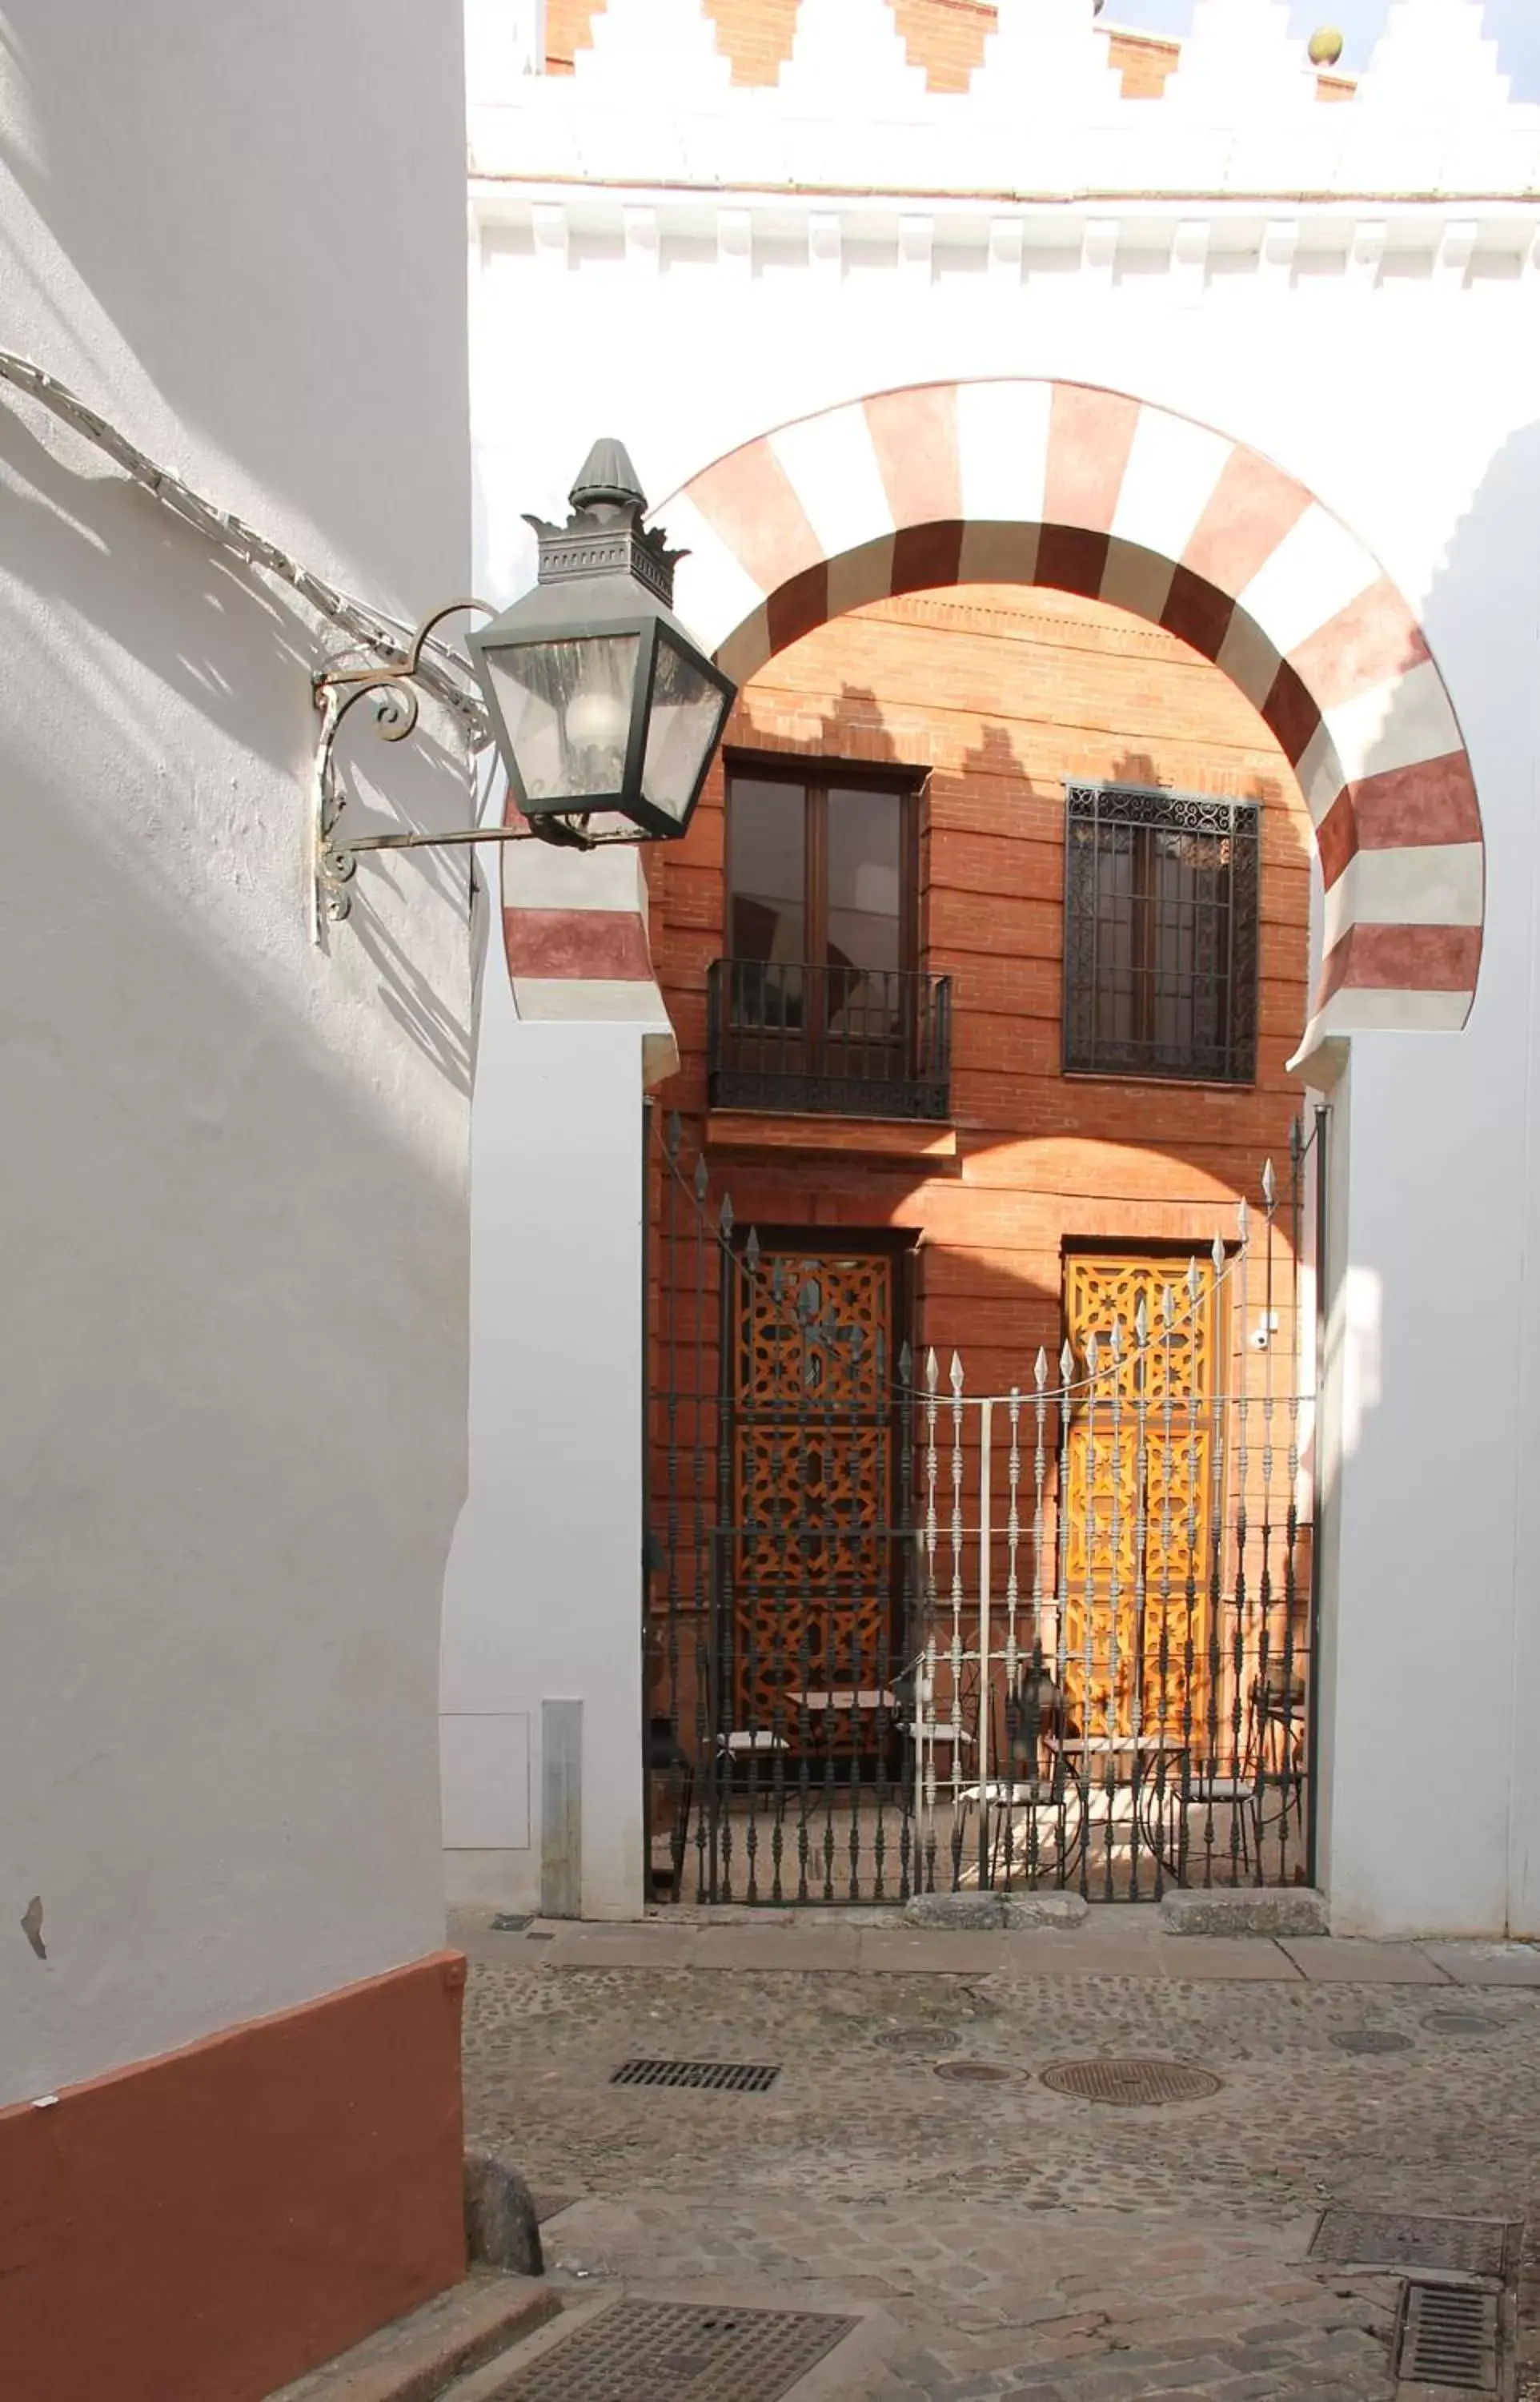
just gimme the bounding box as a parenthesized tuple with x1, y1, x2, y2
(656, 379, 1484, 1054)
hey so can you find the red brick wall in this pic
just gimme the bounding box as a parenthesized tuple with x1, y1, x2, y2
(650, 585, 1313, 1395)
(544, 3, 1353, 99)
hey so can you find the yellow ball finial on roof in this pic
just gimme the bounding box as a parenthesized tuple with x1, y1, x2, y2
(1308, 26, 1345, 67)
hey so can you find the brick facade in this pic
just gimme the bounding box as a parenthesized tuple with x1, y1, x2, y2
(650, 585, 1312, 1396)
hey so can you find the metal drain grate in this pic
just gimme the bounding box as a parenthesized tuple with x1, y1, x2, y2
(1330, 2028, 1414, 2055)
(1041, 2058, 1221, 2106)
(1396, 2282, 1499, 2392)
(933, 2060, 1021, 2084)
(1310, 2208, 1515, 2279)
(490, 2299, 857, 2400)
(609, 2058, 781, 2093)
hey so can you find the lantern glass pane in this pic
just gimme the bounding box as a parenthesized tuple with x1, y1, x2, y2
(641, 629, 731, 826)
(486, 633, 640, 807)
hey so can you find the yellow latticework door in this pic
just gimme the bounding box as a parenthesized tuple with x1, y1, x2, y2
(1061, 1251, 1225, 1742)
(731, 1247, 896, 1745)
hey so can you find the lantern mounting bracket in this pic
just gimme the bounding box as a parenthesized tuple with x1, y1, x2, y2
(310, 596, 643, 938)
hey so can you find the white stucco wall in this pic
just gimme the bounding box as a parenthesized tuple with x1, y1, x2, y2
(441, 935, 653, 1919)
(0, 2, 471, 2103)
(463, 0, 1540, 1931)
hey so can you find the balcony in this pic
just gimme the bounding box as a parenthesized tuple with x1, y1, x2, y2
(707, 958, 952, 1123)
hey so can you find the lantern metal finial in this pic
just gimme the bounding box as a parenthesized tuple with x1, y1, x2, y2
(569, 438, 646, 516)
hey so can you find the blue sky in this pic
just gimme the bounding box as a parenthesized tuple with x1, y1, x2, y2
(1107, 1, 1540, 94)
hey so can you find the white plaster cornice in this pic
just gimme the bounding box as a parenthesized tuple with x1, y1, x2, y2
(469, 173, 1540, 291)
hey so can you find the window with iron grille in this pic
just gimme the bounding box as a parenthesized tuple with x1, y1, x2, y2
(1062, 781, 1260, 1085)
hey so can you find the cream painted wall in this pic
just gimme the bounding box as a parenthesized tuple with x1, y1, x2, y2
(0, 2, 471, 2102)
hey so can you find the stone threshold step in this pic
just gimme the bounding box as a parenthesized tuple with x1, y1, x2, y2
(267, 2269, 559, 2402)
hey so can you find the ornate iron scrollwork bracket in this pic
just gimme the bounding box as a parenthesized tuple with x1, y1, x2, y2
(308, 594, 647, 940)
(309, 598, 495, 941)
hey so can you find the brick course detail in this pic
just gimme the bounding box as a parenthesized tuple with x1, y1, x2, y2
(651, 580, 1312, 1380)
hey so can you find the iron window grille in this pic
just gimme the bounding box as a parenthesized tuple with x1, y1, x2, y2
(1062, 781, 1259, 1086)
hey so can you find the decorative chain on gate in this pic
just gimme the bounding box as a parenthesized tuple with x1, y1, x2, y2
(646, 1111, 1321, 1906)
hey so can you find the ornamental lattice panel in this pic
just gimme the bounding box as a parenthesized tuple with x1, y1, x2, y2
(1061, 1251, 1226, 1740)
(730, 1249, 897, 1740)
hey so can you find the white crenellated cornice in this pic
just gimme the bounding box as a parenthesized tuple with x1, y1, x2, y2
(467, 0, 1540, 207)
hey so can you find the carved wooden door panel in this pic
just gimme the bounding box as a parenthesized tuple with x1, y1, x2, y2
(729, 1245, 899, 1745)
(1061, 1251, 1225, 1741)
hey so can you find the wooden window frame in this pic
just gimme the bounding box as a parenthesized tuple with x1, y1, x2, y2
(724, 752, 923, 982)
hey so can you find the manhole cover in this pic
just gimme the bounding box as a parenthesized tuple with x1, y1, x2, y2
(1310, 2207, 1516, 2278)
(1329, 2028, 1414, 2055)
(491, 2299, 857, 2400)
(1397, 2281, 1499, 2392)
(1423, 2010, 1506, 2038)
(609, 2059, 781, 2094)
(1041, 2058, 1221, 2106)
(933, 2061, 1022, 2084)
(876, 2025, 961, 2053)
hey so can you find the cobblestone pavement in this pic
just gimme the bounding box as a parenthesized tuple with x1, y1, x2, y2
(459, 1914, 1540, 2400)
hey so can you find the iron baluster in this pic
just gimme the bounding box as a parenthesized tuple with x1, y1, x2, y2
(1229, 1209, 1251, 1883)
(1181, 1259, 1203, 1890)
(1105, 1328, 1125, 1905)
(977, 1395, 993, 1892)
(715, 1197, 737, 1904)
(846, 1324, 868, 1902)
(1027, 1352, 1051, 1892)
(1129, 1299, 1152, 1899)
(813, 1283, 839, 1905)
(870, 1329, 892, 1902)
(1154, 1286, 1178, 1896)
(1081, 1332, 1102, 1903)
(948, 1352, 967, 1894)
(1053, 1343, 1074, 1890)
(922, 1348, 940, 1895)
(1203, 1235, 1229, 1889)
(757, 1241, 792, 1905)
(896, 1338, 918, 1903)
(740, 1243, 765, 1909)
(1002, 1384, 1022, 1892)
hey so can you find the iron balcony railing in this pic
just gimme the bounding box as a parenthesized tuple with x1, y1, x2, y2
(707, 958, 952, 1122)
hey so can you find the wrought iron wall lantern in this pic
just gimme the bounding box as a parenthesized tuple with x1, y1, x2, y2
(311, 438, 736, 932)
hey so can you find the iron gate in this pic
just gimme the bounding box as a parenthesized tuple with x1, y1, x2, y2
(645, 1110, 1323, 1906)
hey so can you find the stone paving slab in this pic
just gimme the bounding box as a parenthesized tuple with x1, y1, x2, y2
(1277, 1938, 1453, 1984)
(1424, 1942, 1540, 1986)
(1145, 1935, 1304, 1982)
(696, 1926, 864, 1971)
(995, 1930, 1166, 1978)
(535, 1927, 704, 1969)
(861, 1931, 1021, 1974)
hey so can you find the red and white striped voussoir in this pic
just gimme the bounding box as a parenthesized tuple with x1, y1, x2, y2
(499, 837, 680, 1083)
(657, 379, 1483, 1053)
